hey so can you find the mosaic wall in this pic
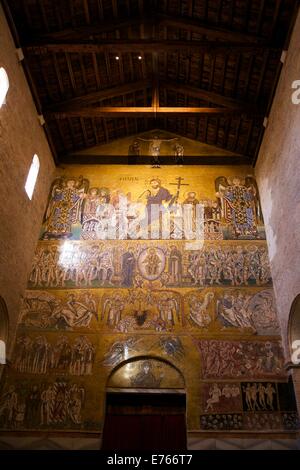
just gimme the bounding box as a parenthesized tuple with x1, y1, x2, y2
(0, 165, 298, 435)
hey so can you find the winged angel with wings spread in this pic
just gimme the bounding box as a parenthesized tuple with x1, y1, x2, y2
(215, 176, 262, 238)
(43, 176, 89, 239)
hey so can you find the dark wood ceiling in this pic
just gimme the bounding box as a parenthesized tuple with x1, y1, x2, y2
(3, 0, 298, 165)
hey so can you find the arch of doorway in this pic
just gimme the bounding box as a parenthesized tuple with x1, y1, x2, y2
(288, 293, 300, 357)
(286, 294, 300, 421)
(106, 353, 186, 389)
(103, 355, 187, 451)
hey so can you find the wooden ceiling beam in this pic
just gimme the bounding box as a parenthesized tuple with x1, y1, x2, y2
(45, 79, 152, 112)
(161, 80, 264, 114)
(24, 40, 278, 56)
(152, 84, 159, 111)
(22, 13, 272, 45)
(82, 0, 91, 24)
(46, 106, 249, 119)
(60, 153, 252, 165)
(25, 16, 154, 41)
(158, 13, 270, 45)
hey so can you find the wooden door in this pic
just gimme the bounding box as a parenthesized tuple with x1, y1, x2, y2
(102, 392, 187, 451)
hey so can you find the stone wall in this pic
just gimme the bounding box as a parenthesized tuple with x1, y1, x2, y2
(255, 10, 300, 432)
(0, 5, 55, 356)
(255, 10, 300, 360)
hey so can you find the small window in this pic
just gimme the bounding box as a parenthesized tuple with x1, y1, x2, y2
(25, 154, 40, 200)
(0, 67, 9, 107)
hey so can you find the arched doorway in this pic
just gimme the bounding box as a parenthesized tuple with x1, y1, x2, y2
(102, 357, 186, 451)
(287, 294, 300, 416)
(288, 294, 300, 357)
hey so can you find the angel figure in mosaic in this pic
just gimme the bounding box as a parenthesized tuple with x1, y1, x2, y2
(43, 176, 89, 239)
(215, 176, 261, 238)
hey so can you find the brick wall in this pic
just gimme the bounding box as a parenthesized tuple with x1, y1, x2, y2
(255, 9, 300, 419)
(255, 10, 300, 357)
(0, 5, 55, 356)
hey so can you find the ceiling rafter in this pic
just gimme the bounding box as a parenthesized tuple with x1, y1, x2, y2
(44, 79, 152, 112)
(161, 80, 265, 114)
(158, 13, 270, 44)
(24, 40, 279, 56)
(25, 16, 155, 41)
(46, 106, 253, 119)
(60, 152, 252, 166)
(21, 13, 275, 46)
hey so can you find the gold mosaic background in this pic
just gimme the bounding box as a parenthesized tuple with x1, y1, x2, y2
(0, 165, 298, 434)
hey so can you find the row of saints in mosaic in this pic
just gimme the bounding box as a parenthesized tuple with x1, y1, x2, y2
(0, 169, 298, 434)
(40, 175, 265, 241)
(29, 242, 271, 289)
